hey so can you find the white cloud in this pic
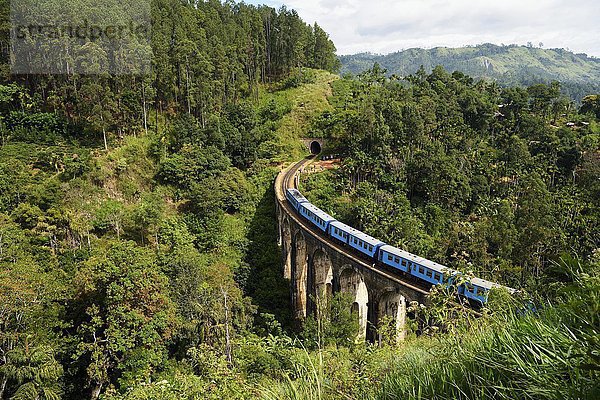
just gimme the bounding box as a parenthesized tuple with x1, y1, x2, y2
(245, 0, 600, 56)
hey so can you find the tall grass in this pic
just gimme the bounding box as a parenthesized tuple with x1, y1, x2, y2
(377, 265, 600, 400)
(261, 344, 326, 400)
(260, 260, 599, 400)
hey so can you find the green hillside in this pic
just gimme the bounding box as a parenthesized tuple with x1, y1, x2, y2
(339, 44, 600, 100)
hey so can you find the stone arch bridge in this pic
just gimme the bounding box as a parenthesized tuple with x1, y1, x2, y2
(275, 157, 429, 341)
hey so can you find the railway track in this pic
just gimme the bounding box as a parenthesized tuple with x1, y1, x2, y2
(275, 157, 430, 296)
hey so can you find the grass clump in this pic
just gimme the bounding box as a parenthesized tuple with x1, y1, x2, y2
(377, 259, 599, 400)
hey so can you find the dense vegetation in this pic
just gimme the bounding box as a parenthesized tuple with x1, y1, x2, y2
(0, 0, 341, 398)
(304, 65, 600, 291)
(292, 66, 600, 398)
(0, 1, 598, 399)
(339, 44, 600, 101)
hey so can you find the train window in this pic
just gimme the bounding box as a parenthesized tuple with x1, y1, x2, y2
(369, 245, 373, 252)
(419, 266, 425, 274)
(426, 270, 432, 278)
(434, 273, 440, 281)
(401, 259, 407, 267)
(387, 254, 393, 261)
(394, 257, 400, 263)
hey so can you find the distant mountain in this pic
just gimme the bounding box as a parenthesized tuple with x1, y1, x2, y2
(339, 44, 600, 101)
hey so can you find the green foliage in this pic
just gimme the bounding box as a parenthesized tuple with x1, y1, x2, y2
(302, 292, 361, 348)
(72, 241, 177, 394)
(376, 260, 600, 400)
(158, 145, 231, 191)
(581, 94, 600, 118)
(303, 67, 600, 287)
(0, 214, 65, 400)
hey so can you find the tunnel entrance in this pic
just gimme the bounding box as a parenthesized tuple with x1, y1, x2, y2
(310, 141, 322, 154)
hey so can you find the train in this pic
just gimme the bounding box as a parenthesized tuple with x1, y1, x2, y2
(285, 188, 514, 305)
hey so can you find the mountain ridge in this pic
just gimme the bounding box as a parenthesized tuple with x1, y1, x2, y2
(339, 43, 600, 100)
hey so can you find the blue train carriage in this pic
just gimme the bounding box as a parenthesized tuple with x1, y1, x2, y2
(286, 188, 308, 211)
(409, 257, 450, 286)
(298, 202, 336, 233)
(329, 221, 384, 258)
(329, 220, 351, 244)
(378, 245, 420, 273)
(462, 278, 515, 304)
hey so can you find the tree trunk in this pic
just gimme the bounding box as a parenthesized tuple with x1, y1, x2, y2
(90, 382, 102, 400)
(101, 113, 108, 151)
(222, 287, 232, 364)
(141, 82, 148, 136)
(0, 374, 7, 399)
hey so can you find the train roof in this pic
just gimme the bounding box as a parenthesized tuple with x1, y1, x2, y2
(380, 245, 421, 263)
(470, 277, 516, 293)
(419, 258, 451, 274)
(330, 221, 384, 247)
(380, 245, 453, 274)
(287, 188, 308, 203)
(300, 202, 336, 222)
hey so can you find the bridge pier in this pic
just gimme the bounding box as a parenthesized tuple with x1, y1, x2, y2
(378, 290, 408, 343)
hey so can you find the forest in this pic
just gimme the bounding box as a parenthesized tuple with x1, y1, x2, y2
(0, 0, 599, 399)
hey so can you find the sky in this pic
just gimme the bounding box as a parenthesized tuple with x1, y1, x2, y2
(245, 0, 600, 57)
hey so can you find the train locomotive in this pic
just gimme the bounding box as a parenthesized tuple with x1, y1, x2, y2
(285, 188, 513, 305)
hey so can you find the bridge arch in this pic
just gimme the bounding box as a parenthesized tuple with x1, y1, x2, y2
(282, 217, 292, 280)
(339, 265, 369, 340)
(377, 289, 408, 344)
(292, 230, 308, 319)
